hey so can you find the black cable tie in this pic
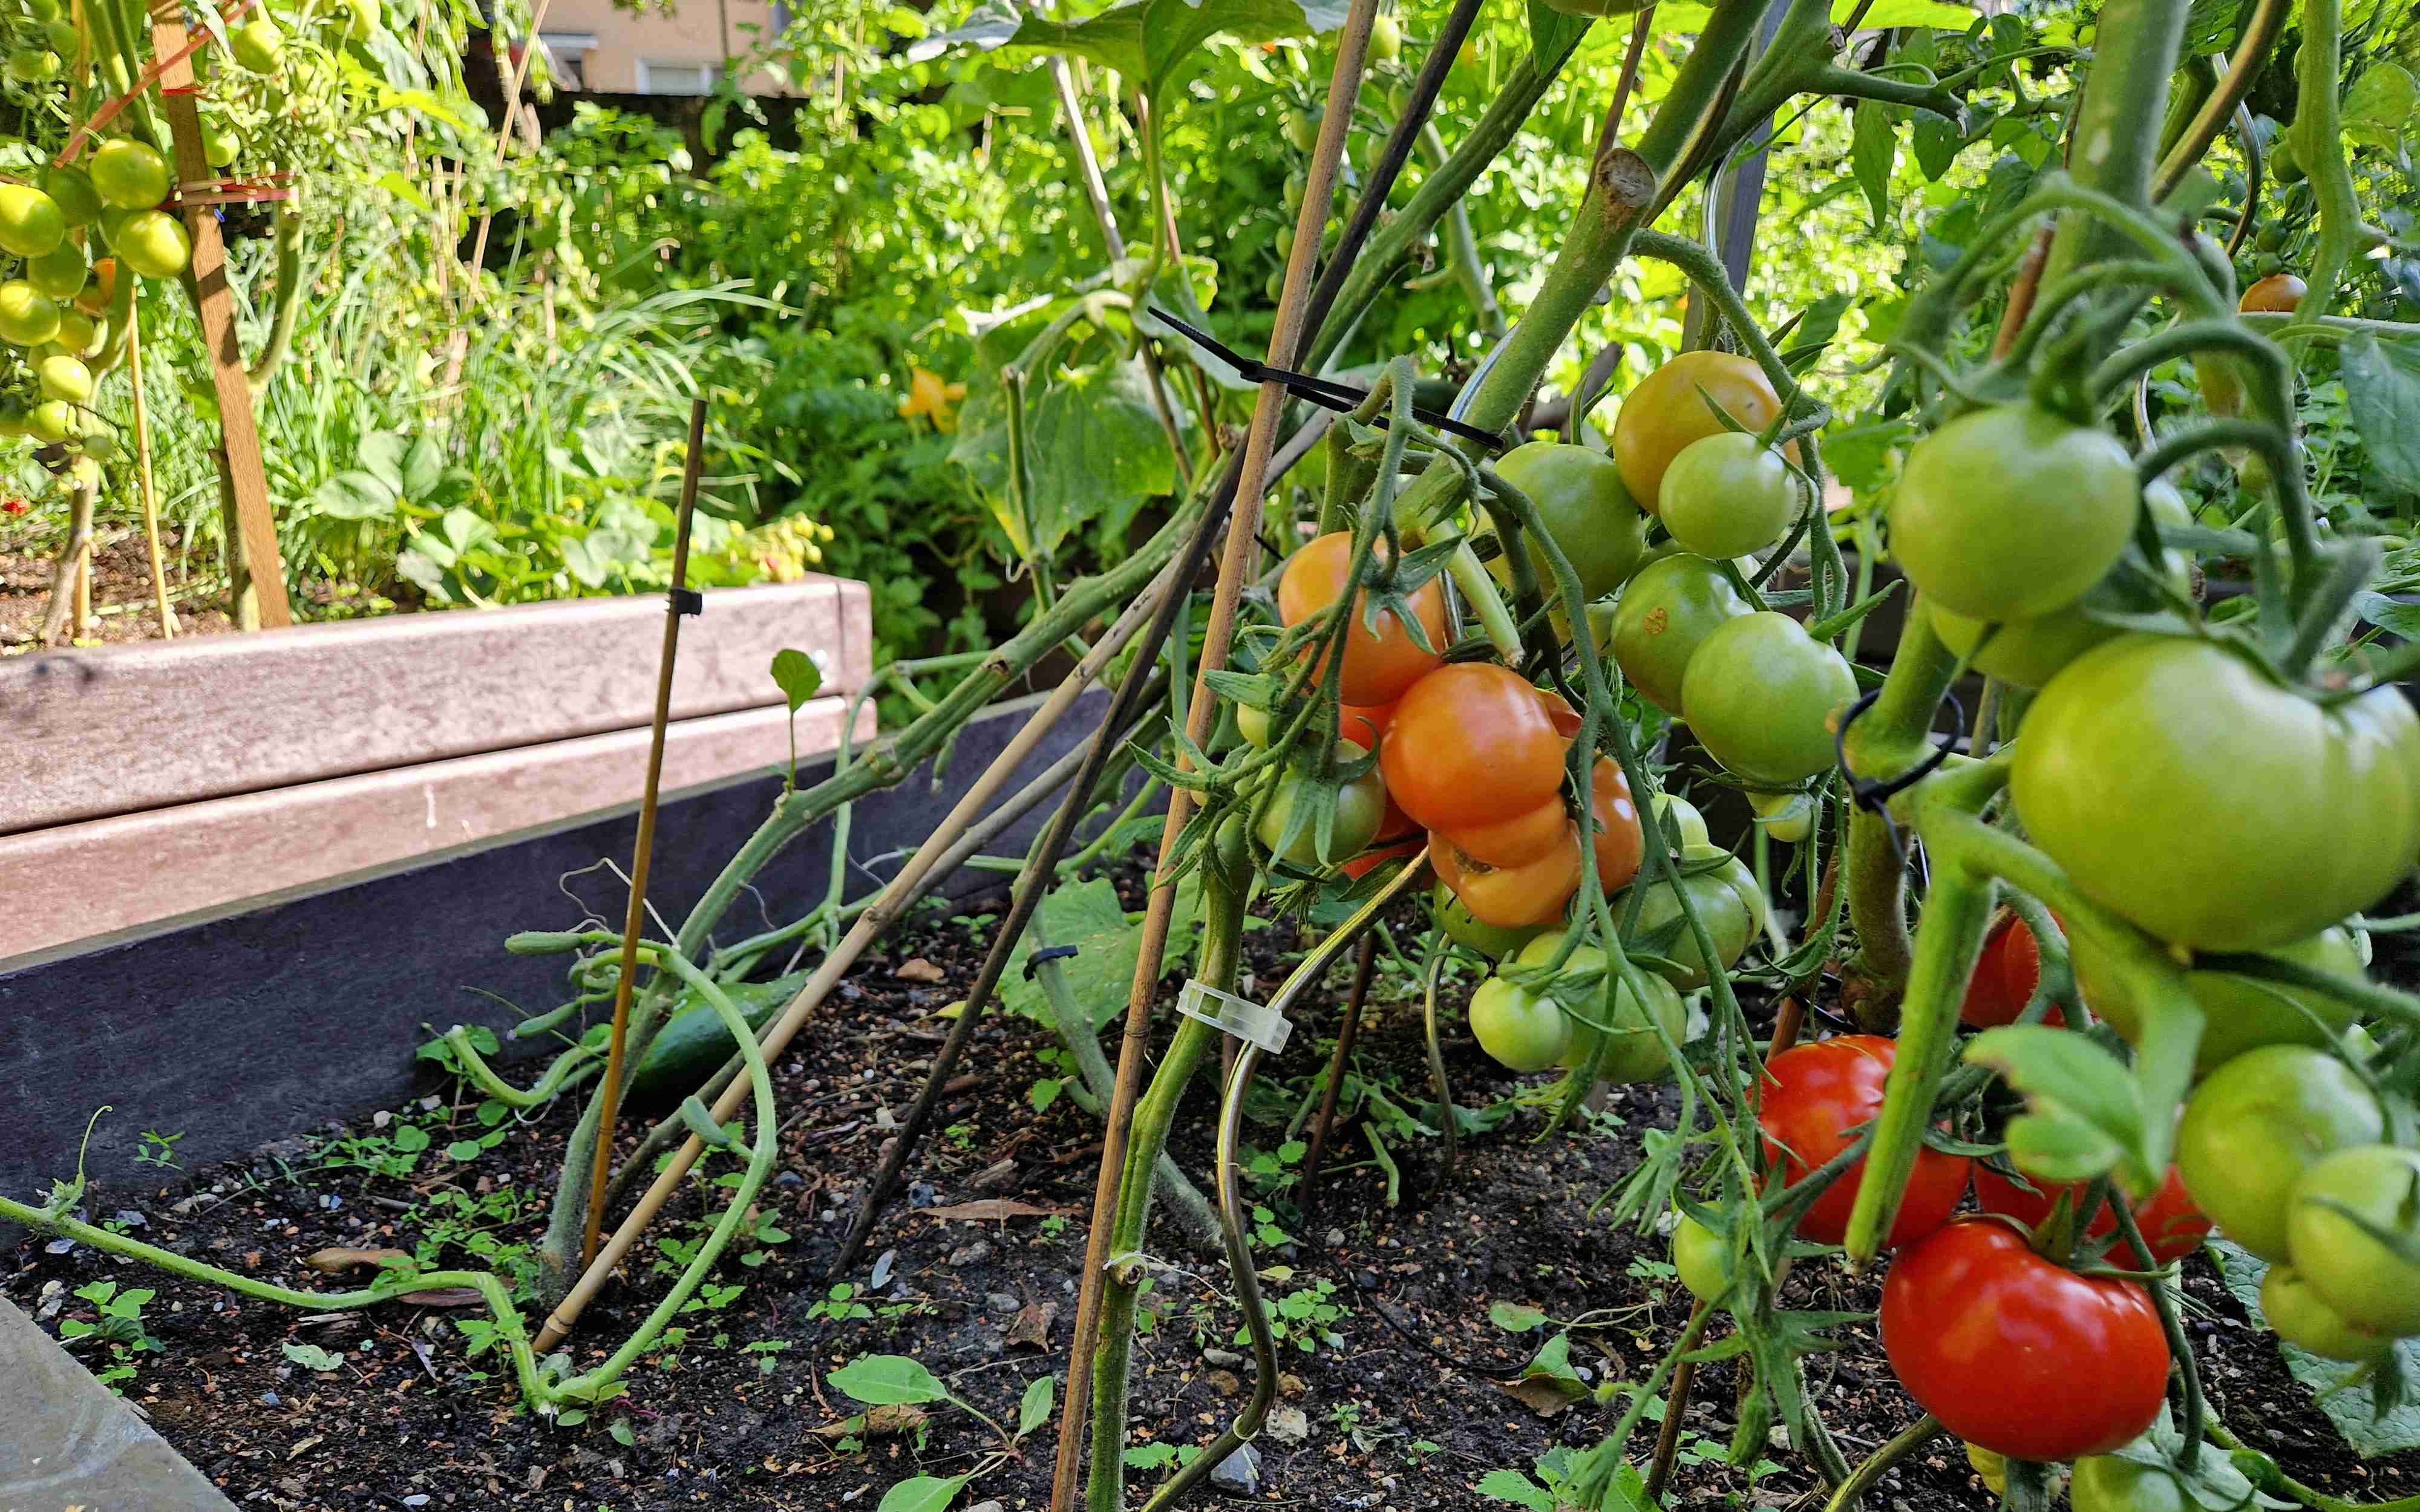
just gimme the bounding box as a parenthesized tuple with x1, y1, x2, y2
(1023, 943, 1079, 979)
(669, 588, 704, 617)
(1831, 686, 1967, 855)
(1147, 307, 1506, 452)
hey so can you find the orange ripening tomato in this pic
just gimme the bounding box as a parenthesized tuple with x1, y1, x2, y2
(2240, 273, 2306, 313)
(1958, 911, 2060, 1028)
(1380, 663, 1569, 832)
(76, 256, 116, 314)
(1428, 758, 1643, 924)
(1430, 827, 1581, 929)
(1278, 532, 1449, 706)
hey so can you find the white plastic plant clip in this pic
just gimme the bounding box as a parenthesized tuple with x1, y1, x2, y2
(1176, 979, 1292, 1056)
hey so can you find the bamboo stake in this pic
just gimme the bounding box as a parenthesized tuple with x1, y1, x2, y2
(580, 399, 708, 1268)
(1048, 4, 1380, 1501)
(533, 539, 1190, 1352)
(146, 0, 289, 630)
(126, 298, 175, 637)
(71, 544, 91, 637)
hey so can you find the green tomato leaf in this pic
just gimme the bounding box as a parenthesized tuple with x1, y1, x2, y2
(1851, 102, 1897, 232)
(1002, 878, 1146, 1032)
(828, 1354, 950, 1407)
(1476, 1468, 1558, 1510)
(1961, 1025, 2154, 1191)
(1018, 1374, 1055, 1439)
(876, 1472, 973, 1512)
(2341, 333, 2420, 500)
(2343, 62, 2416, 150)
(770, 647, 823, 713)
(1490, 1301, 1549, 1334)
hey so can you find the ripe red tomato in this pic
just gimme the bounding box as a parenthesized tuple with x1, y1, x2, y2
(1277, 532, 1449, 706)
(1757, 1036, 1970, 1250)
(1882, 1220, 2170, 1461)
(1971, 1163, 2211, 1265)
(1380, 663, 1568, 832)
(1958, 911, 2059, 1028)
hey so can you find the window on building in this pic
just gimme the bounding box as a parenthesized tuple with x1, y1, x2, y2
(635, 59, 716, 96)
(538, 33, 597, 91)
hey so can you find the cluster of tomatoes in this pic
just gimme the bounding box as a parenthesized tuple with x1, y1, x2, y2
(0, 0, 374, 481)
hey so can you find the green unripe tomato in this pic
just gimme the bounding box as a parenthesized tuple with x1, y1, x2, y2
(201, 116, 241, 169)
(1283, 105, 1321, 154)
(0, 183, 66, 259)
(0, 280, 63, 347)
(2075, 926, 2364, 1077)
(27, 398, 76, 443)
(1282, 173, 1308, 215)
(1671, 1213, 1728, 1301)
(7, 48, 63, 83)
(90, 139, 171, 209)
(1468, 974, 1571, 1072)
(110, 209, 190, 279)
(27, 0, 62, 21)
(1658, 431, 1797, 561)
(1486, 440, 1647, 601)
(79, 428, 116, 464)
(1681, 612, 1859, 786)
(1649, 792, 1709, 850)
(2262, 1263, 2398, 1363)
(1623, 844, 1760, 990)
(27, 237, 88, 301)
(1236, 703, 1274, 749)
(2175, 1046, 2384, 1262)
(36, 352, 91, 404)
(2012, 635, 2420, 953)
(1367, 11, 1401, 63)
(1603, 553, 1750, 715)
(2269, 135, 2304, 183)
(231, 16, 284, 71)
(1747, 789, 1813, 842)
(2069, 1456, 2192, 1512)
(1256, 739, 1385, 870)
(1892, 404, 2140, 622)
(1433, 883, 1546, 960)
(51, 307, 99, 357)
(45, 18, 79, 54)
(40, 166, 100, 226)
(1522, 936, 1684, 1081)
(2287, 1144, 2420, 1337)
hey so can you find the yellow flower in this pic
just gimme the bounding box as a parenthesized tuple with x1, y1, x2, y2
(898, 366, 968, 433)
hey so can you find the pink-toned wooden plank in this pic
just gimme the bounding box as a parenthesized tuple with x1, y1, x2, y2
(0, 579, 865, 835)
(0, 696, 872, 962)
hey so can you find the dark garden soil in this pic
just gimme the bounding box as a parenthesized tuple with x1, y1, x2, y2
(8, 882, 2419, 1512)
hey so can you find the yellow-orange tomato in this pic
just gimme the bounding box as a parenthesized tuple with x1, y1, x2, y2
(1430, 757, 1642, 926)
(1379, 663, 1568, 832)
(1278, 532, 1450, 706)
(1611, 351, 1787, 514)
(2241, 273, 2306, 313)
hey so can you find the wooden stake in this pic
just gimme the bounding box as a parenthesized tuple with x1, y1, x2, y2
(126, 298, 176, 637)
(146, 0, 289, 630)
(581, 398, 708, 1268)
(71, 543, 91, 636)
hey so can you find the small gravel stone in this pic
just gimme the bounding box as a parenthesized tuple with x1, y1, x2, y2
(1265, 1405, 1310, 1445)
(1202, 1347, 1244, 1367)
(986, 1292, 1021, 1315)
(1209, 1442, 1263, 1495)
(1203, 1369, 1243, 1396)
(947, 1240, 994, 1268)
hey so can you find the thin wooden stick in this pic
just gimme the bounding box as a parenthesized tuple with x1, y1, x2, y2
(126, 298, 175, 637)
(1298, 930, 1381, 1213)
(534, 537, 1190, 1352)
(1048, 5, 1378, 1500)
(580, 399, 708, 1269)
(71, 544, 91, 637)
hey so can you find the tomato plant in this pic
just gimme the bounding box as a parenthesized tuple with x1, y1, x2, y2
(1957, 911, 2055, 1029)
(1380, 663, 1568, 832)
(2284, 1144, 2420, 1338)
(1671, 1213, 1728, 1301)
(1658, 432, 1797, 561)
(2260, 1264, 2397, 1364)
(1758, 1037, 1969, 1251)
(2070, 1455, 2194, 1512)
(1602, 552, 1751, 715)
(1971, 1162, 2210, 1264)
(1882, 1220, 2169, 1461)
(2075, 925, 2364, 1075)
(1256, 740, 1387, 870)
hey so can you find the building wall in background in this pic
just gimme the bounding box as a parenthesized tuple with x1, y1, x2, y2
(537, 0, 794, 96)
